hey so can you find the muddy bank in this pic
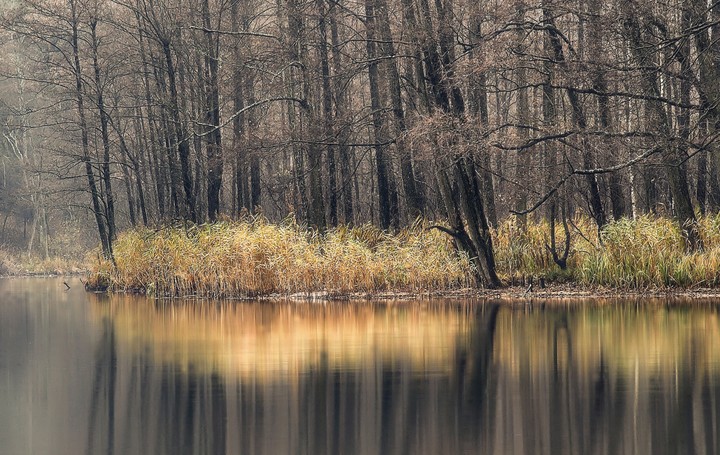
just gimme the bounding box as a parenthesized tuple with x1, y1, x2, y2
(85, 282, 720, 304)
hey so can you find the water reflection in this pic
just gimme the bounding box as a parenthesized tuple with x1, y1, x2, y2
(1, 279, 720, 455)
(89, 295, 472, 379)
(86, 295, 479, 455)
(488, 301, 720, 455)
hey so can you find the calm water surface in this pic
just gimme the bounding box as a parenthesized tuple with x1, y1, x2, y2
(1, 277, 719, 455)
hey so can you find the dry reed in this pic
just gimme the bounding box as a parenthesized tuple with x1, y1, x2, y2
(87, 218, 473, 297)
(494, 214, 720, 288)
(0, 247, 85, 276)
(87, 214, 720, 295)
(579, 215, 720, 288)
(492, 215, 597, 279)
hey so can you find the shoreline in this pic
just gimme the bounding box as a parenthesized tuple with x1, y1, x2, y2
(0, 271, 87, 279)
(4, 273, 716, 303)
(280, 286, 720, 302)
(82, 282, 720, 303)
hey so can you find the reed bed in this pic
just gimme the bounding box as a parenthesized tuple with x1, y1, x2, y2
(87, 218, 473, 297)
(88, 214, 720, 295)
(492, 214, 720, 288)
(0, 248, 85, 276)
(492, 215, 597, 279)
(578, 215, 720, 288)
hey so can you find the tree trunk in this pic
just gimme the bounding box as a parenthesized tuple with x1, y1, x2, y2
(544, 4, 606, 229)
(622, 7, 699, 248)
(244, 73, 261, 213)
(70, 0, 111, 258)
(400, 0, 430, 113)
(376, 0, 423, 220)
(287, 0, 321, 227)
(203, 0, 223, 221)
(153, 44, 182, 217)
(329, 5, 353, 224)
(230, 0, 249, 214)
(469, 7, 497, 227)
(513, 11, 530, 227)
(365, 0, 393, 230)
(161, 39, 196, 222)
(436, 157, 501, 288)
(117, 119, 148, 226)
(422, 0, 499, 287)
(317, 0, 337, 226)
(691, 0, 718, 212)
(136, 10, 165, 219)
(90, 17, 116, 241)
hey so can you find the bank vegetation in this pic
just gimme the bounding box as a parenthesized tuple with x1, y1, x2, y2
(0, 248, 85, 276)
(87, 214, 720, 297)
(4, 0, 720, 290)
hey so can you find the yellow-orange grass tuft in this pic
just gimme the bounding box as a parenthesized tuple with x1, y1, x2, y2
(579, 215, 720, 288)
(88, 218, 473, 297)
(492, 215, 597, 279)
(493, 214, 720, 289)
(87, 214, 720, 294)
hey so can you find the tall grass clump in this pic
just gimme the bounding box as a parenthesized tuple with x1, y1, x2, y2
(0, 248, 19, 276)
(0, 247, 85, 276)
(493, 215, 597, 279)
(88, 214, 720, 294)
(493, 214, 720, 289)
(578, 215, 720, 288)
(578, 216, 684, 287)
(87, 218, 473, 297)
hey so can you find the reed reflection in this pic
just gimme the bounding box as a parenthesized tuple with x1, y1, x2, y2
(89, 295, 473, 378)
(82, 296, 720, 455)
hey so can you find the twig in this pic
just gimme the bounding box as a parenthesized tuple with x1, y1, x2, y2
(523, 283, 533, 295)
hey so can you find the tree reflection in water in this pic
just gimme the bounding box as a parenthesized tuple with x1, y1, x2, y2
(81, 297, 494, 454)
(11, 287, 720, 455)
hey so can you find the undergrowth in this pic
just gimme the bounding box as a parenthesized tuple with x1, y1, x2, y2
(0, 248, 85, 276)
(492, 215, 597, 278)
(87, 214, 720, 296)
(495, 214, 720, 289)
(578, 215, 720, 288)
(86, 218, 473, 297)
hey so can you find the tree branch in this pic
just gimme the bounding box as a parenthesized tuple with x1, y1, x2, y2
(511, 147, 660, 215)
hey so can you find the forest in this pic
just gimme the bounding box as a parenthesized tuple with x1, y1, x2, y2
(0, 0, 718, 289)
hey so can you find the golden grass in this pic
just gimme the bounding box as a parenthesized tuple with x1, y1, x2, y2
(87, 218, 473, 297)
(0, 247, 85, 276)
(579, 215, 720, 288)
(492, 215, 597, 279)
(88, 295, 473, 379)
(87, 214, 720, 294)
(493, 213, 720, 288)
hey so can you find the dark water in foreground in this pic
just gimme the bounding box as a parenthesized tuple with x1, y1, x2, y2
(1, 278, 719, 455)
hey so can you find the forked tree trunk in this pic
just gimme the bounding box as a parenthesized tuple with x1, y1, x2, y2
(423, 0, 500, 287)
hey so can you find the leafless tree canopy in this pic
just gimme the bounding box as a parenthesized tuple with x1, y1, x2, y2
(0, 0, 718, 284)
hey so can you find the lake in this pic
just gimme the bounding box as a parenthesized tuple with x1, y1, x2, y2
(0, 277, 718, 455)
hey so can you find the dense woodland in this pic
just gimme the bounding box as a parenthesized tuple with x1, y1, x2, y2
(0, 0, 719, 285)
